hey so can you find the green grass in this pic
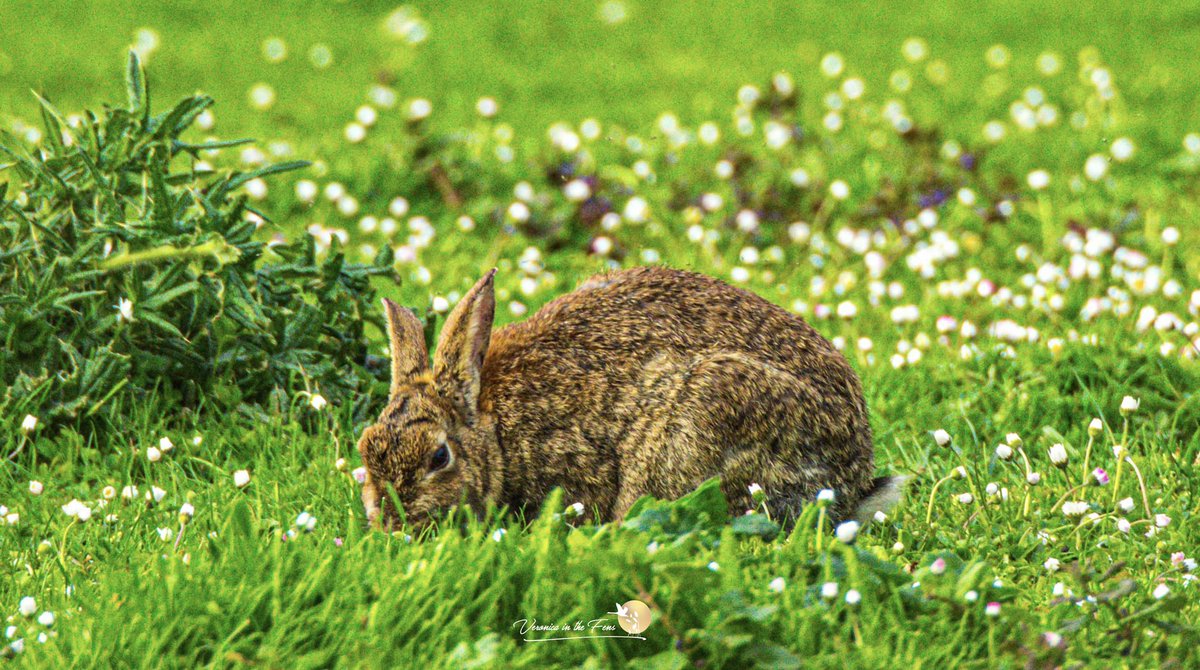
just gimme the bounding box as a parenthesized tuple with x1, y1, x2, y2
(3, 1, 1200, 667)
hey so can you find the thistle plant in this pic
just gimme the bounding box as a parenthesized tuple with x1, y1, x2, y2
(0, 54, 400, 438)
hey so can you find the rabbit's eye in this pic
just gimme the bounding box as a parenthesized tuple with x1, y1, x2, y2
(429, 444, 452, 472)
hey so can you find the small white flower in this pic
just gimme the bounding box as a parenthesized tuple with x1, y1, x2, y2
(233, 470, 251, 488)
(565, 502, 585, 518)
(21, 414, 38, 433)
(1005, 433, 1023, 447)
(995, 444, 1014, 461)
(1027, 169, 1050, 190)
(179, 502, 195, 518)
(816, 489, 836, 504)
(1048, 443, 1068, 467)
(121, 485, 139, 500)
(845, 589, 861, 606)
(957, 492, 974, 505)
(28, 481, 43, 496)
(985, 602, 1001, 616)
(821, 582, 839, 599)
(933, 429, 951, 447)
(492, 528, 507, 542)
(158, 436, 174, 452)
(192, 435, 203, 447)
(1088, 418, 1103, 436)
(1117, 518, 1132, 533)
(76, 506, 92, 522)
(768, 577, 786, 593)
(1120, 396, 1140, 415)
(1155, 514, 1171, 528)
(116, 297, 134, 322)
(146, 446, 162, 463)
(476, 97, 498, 117)
(964, 590, 979, 602)
(1153, 583, 1170, 600)
(1118, 497, 1135, 513)
(310, 394, 328, 411)
(873, 510, 887, 523)
(352, 467, 367, 484)
(9, 639, 24, 654)
(707, 561, 720, 572)
(61, 499, 86, 518)
(1026, 472, 1042, 486)
(930, 557, 947, 575)
(157, 527, 173, 541)
(18, 597, 37, 617)
(37, 611, 54, 627)
(1044, 557, 1061, 572)
(1062, 501, 1089, 517)
(835, 521, 860, 544)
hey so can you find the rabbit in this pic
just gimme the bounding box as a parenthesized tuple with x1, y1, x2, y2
(357, 265, 904, 531)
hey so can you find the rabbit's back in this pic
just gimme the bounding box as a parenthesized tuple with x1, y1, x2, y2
(480, 266, 875, 518)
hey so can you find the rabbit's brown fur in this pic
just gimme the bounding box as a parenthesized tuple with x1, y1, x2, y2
(357, 266, 900, 530)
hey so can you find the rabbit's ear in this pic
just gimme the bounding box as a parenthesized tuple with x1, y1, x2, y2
(433, 269, 496, 422)
(382, 298, 429, 397)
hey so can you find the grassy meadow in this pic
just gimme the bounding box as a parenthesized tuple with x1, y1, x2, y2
(2, 1, 1199, 667)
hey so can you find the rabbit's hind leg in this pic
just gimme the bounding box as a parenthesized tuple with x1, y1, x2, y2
(615, 351, 855, 521)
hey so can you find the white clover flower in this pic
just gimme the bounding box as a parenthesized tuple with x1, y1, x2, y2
(310, 394, 328, 411)
(933, 429, 951, 447)
(233, 470, 251, 488)
(28, 481, 43, 496)
(146, 446, 162, 463)
(768, 577, 786, 593)
(835, 520, 859, 544)
(820, 582, 839, 599)
(21, 414, 38, 433)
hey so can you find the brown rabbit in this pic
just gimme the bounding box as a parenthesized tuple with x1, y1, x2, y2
(357, 266, 903, 530)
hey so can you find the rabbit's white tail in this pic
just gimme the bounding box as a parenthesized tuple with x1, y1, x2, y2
(854, 475, 909, 524)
